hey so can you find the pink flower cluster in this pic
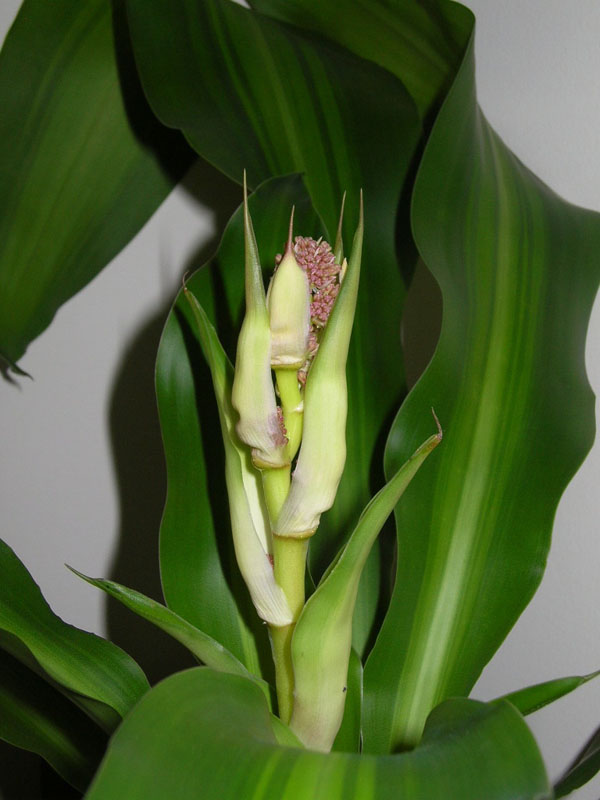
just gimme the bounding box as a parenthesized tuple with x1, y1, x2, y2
(274, 235, 342, 385)
(292, 236, 341, 328)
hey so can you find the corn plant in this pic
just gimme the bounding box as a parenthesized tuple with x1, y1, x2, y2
(1, 1, 599, 798)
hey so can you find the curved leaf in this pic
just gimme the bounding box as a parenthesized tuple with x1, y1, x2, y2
(555, 727, 600, 799)
(497, 671, 600, 717)
(290, 428, 442, 751)
(248, 0, 471, 119)
(127, 0, 422, 591)
(67, 568, 265, 687)
(0, 0, 192, 366)
(156, 175, 322, 677)
(84, 668, 550, 800)
(363, 21, 600, 752)
(0, 539, 148, 727)
(0, 648, 106, 792)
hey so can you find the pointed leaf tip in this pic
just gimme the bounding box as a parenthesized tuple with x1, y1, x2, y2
(333, 193, 346, 265)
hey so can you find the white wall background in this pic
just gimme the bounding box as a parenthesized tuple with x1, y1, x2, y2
(1, 1, 599, 797)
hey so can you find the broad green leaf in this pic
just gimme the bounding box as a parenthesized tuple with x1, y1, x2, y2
(363, 22, 600, 752)
(155, 175, 322, 678)
(497, 670, 600, 717)
(555, 728, 600, 799)
(248, 0, 471, 119)
(0, 539, 149, 728)
(0, 0, 192, 366)
(67, 567, 267, 688)
(127, 0, 422, 604)
(0, 648, 106, 792)
(290, 429, 441, 751)
(84, 668, 550, 800)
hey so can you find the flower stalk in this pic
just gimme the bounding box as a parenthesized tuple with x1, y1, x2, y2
(199, 179, 363, 726)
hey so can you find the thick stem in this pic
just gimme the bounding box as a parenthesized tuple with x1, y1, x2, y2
(270, 536, 309, 724)
(261, 465, 291, 530)
(262, 461, 309, 724)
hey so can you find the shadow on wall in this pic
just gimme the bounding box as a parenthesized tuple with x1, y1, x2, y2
(105, 158, 240, 685)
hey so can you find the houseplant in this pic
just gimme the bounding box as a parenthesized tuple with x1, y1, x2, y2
(5, 0, 595, 796)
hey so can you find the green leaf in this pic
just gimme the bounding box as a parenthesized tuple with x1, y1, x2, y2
(497, 670, 600, 717)
(363, 23, 600, 752)
(84, 668, 550, 800)
(0, 539, 149, 729)
(290, 428, 442, 751)
(127, 0, 422, 601)
(555, 727, 600, 798)
(248, 0, 472, 119)
(67, 567, 267, 688)
(155, 175, 322, 678)
(331, 648, 362, 754)
(0, 0, 192, 365)
(0, 648, 106, 792)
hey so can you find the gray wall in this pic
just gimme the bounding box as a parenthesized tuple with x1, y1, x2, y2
(1, 1, 599, 797)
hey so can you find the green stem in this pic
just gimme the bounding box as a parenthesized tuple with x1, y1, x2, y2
(275, 368, 303, 461)
(270, 536, 309, 724)
(262, 465, 291, 530)
(262, 458, 308, 725)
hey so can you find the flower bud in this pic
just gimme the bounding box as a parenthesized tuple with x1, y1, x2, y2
(231, 176, 288, 469)
(274, 194, 364, 537)
(267, 209, 311, 369)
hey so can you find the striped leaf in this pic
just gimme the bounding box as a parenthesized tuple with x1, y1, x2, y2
(248, 0, 472, 119)
(362, 24, 600, 752)
(84, 668, 550, 800)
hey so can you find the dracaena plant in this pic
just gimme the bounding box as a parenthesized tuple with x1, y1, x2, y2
(1, 0, 600, 799)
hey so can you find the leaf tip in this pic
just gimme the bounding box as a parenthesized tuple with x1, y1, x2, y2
(431, 407, 443, 441)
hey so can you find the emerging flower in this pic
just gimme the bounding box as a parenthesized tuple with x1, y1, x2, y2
(274, 194, 363, 538)
(267, 210, 311, 370)
(290, 235, 346, 385)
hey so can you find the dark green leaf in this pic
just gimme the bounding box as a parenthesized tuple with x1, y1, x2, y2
(0, 0, 192, 365)
(0, 648, 106, 792)
(248, 0, 471, 119)
(363, 24, 600, 752)
(0, 539, 148, 729)
(84, 668, 550, 800)
(555, 727, 600, 798)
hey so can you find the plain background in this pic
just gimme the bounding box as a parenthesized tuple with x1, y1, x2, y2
(1, 1, 599, 798)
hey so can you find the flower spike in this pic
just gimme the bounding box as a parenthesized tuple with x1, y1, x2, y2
(275, 193, 364, 537)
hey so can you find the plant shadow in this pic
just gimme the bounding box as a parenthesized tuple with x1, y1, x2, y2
(105, 158, 240, 684)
